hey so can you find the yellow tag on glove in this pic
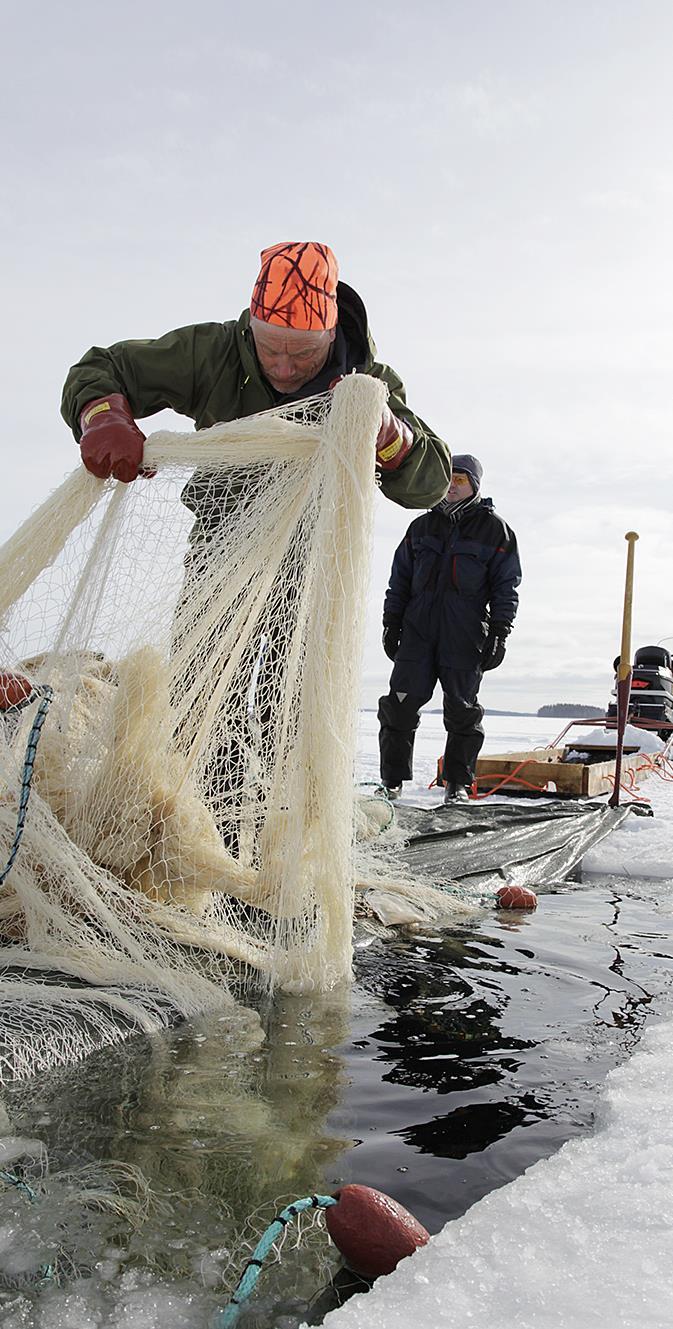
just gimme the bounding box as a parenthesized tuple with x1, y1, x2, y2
(83, 401, 111, 427)
(377, 434, 402, 463)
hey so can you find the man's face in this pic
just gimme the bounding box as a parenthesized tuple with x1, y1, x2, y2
(250, 317, 336, 393)
(446, 470, 474, 501)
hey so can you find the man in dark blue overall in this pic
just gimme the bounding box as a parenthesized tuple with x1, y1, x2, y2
(377, 454, 521, 803)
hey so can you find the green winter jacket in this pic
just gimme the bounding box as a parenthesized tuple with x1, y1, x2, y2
(61, 283, 451, 510)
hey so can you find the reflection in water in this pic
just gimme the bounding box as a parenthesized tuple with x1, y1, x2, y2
(402, 1100, 537, 1159)
(327, 885, 673, 1232)
(1, 884, 673, 1324)
(1, 988, 354, 1313)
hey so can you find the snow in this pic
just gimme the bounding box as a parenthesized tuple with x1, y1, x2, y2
(357, 710, 559, 798)
(574, 723, 664, 754)
(581, 749, 673, 881)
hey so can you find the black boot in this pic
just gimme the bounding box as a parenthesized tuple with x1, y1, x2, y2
(377, 782, 402, 800)
(443, 781, 470, 804)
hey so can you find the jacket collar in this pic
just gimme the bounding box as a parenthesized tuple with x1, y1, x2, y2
(432, 492, 481, 525)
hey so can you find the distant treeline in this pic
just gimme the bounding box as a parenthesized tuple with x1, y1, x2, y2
(537, 703, 604, 718)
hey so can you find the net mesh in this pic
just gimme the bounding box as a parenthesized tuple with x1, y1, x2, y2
(0, 377, 402, 1076)
(0, 376, 469, 1082)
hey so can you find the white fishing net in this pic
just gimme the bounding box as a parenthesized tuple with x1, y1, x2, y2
(0, 378, 382, 1074)
(0, 376, 462, 1082)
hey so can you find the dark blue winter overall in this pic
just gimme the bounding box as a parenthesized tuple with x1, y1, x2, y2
(378, 499, 521, 789)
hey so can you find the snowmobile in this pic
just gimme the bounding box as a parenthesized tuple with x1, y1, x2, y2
(607, 644, 673, 741)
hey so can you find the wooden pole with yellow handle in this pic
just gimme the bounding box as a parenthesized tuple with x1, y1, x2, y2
(609, 531, 639, 808)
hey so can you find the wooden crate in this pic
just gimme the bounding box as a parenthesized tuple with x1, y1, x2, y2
(475, 748, 645, 797)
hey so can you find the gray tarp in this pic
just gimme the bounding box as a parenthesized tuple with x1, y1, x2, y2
(394, 799, 648, 890)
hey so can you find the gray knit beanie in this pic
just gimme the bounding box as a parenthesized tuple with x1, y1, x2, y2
(451, 454, 483, 493)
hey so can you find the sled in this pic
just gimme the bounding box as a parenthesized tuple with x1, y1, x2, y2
(473, 744, 648, 798)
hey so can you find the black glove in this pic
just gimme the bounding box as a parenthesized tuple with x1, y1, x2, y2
(482, 622, 509, 671)
(382, 617, 402, 662)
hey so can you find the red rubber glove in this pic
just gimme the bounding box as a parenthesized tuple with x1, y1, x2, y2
(79, 394, 146, 483)
(375, 405, 413, 471)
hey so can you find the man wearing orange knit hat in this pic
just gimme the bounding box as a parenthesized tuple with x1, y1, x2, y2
(61, 241, 451, 511)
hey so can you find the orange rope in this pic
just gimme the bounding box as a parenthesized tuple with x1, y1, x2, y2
(469, 757, 552, 800)
(429, 756, 552, 799)
(630, 753, 673, 783)
(605, 771, 649, 802)
(430, 746, 673, 802)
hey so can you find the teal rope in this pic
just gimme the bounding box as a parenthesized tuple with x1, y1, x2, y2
(0, 685, 53, 886)
(357, 784, 396, 832)
(212, 1194, 337, 1329)
(0, 1167, 38, 1204)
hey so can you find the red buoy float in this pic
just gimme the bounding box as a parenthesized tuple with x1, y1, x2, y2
(496, 884, 537, 910)
(325, 1183, 430, 1279)
(0, 673, 34, 713)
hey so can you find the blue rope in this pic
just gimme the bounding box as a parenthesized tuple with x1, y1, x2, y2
(0, 1167, 39, 1204)
(0, 685, 53, 887)
(212, 1193, 337, 1329)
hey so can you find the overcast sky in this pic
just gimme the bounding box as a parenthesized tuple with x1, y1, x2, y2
(2, 0, 672, 712)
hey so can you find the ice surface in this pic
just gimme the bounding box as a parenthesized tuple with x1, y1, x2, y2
(357, 711, 559, 801)
(320, 1015, 673, 1328)
(0, 1271, 210, 1329)
(582, 758, 673, 879)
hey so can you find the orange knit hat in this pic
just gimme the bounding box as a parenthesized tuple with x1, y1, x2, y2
(250, 242, 339, 330)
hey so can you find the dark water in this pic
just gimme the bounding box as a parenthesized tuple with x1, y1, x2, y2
(2, 877, 673, 1324)
(332, 881, 673, 1233)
